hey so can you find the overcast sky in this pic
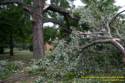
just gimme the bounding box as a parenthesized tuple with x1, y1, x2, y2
(46, 0, 125, 7)
(44, 0, 125, 26)
(74, 0, 125, 11)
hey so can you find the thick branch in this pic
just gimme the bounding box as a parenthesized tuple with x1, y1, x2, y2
(109, 10, 125, 27)
(44, 4, 80, 21)
(80, 39, 114, 49)
(81, 38, 125, 64)
(111, 39, 125, 56)
(80, 38, 125, 63)
(44, 4, 69, 14)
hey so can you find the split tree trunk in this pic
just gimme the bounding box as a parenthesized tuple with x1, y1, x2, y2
(32, 0, 45, 59)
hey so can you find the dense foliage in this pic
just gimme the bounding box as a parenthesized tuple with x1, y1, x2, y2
(27, 33, 125, 82)
(0, 0, 125, 82)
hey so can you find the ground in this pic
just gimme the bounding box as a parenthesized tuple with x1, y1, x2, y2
(0, 49, 38, 83)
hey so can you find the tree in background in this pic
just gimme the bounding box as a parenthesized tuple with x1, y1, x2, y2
(0, 5, 31, 56)
(0, 0, 79, 58)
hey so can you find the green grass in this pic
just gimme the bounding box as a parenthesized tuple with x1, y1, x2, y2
(11, 50, 33, 62)
(0, 49, 33, 62)
(0, 50, 33, 80)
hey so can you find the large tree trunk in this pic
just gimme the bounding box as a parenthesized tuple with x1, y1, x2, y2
(32, 0, 45, 59)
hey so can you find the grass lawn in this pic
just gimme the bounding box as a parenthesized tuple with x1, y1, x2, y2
(0, 49, 34, 81)
(0, 49, 33, 62)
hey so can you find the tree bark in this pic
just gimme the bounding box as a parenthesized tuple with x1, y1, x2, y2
(44, 4, 80, 21)
(32, 0, 45, 59)
(80, 38, 125, 64)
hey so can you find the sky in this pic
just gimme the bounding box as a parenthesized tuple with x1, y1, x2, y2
(46, 0, 125, 8)
(74, 0, 125, 9)
(114, 0, 125, 11)
(44, 0, 125, 26)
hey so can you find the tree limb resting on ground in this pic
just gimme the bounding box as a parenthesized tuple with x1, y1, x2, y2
(80, 38, 125, 63)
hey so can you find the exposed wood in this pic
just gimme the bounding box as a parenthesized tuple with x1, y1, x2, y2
(1, 0, 125, 61)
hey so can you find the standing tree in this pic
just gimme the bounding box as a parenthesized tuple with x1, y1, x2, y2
(0, 0, 78, 59)
(31, 0, 45, 58)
